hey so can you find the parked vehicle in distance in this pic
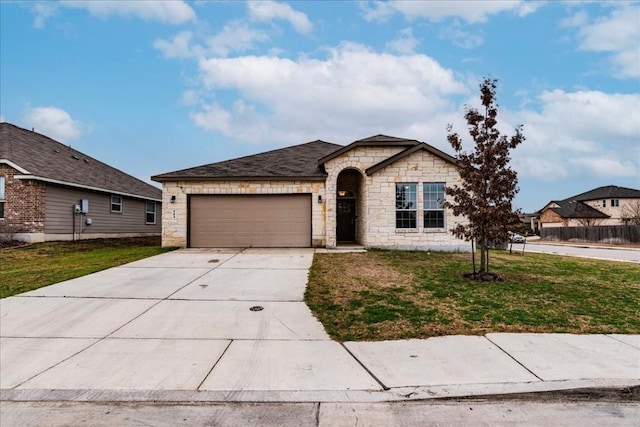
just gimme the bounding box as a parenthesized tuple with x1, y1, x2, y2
(508, 231, 526, 243)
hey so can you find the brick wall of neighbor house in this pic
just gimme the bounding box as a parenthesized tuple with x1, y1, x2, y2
(0, 164, 46, 240)
(324, 147, 471, 251)
(160, 180, 326, 247)
(539, 209, 567, 228)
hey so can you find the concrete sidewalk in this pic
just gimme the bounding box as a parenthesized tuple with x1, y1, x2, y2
(1, 249, 638, 404)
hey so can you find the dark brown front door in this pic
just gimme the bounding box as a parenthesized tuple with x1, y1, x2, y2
(336, 199, 356, 242)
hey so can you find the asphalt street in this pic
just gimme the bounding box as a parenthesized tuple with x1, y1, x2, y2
(518, 242, 640, 263)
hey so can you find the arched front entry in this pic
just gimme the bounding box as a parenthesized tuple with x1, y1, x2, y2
(336, 169, 362, 243)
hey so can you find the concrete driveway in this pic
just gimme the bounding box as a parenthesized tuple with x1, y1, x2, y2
(1, 248, 638, 404)
(1, 249, 379, 394)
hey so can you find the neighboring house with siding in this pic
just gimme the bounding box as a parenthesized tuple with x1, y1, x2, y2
(152, 134, 471, 251)
(0, 122, 161, 242)
(534, 185, 640, 229)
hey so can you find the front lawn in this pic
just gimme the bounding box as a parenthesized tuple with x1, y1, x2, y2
(0, 237, 174, 298)
(305, 250, 640, 341)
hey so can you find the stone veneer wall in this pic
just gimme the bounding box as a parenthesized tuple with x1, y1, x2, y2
(160, 180, 326, 248)
(0, 164, 46, 241)
(324, 147, 471, 251)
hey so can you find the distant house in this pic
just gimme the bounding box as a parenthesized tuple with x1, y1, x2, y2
(0, 122, 162, 243)
(535, 185, 640, 229)
(152, 135, 471, 251)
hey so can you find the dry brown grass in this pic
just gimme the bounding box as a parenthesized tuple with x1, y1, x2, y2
(305, 250, 640, 341)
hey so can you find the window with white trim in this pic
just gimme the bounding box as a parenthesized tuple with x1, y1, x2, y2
(111, 195, 123, 213)
(423, 182, 445, 229)
(145, 202, 156, 224)
(611, 199, 620, 207)
(395, 183, 417, 229)
(0, 176, 5, 219)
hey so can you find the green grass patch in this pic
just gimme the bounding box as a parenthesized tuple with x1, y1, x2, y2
(305, 250, 640, 341)
(0, 237, 175, 298)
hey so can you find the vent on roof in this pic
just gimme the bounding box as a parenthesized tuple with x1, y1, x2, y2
(53, 149, 60, 153)
(71, 155, 80, 160)
(84, 159, 89, 163)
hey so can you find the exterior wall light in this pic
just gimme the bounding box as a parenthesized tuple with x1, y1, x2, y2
(170, 195, 176, 203)
(318, 195, 323, 203)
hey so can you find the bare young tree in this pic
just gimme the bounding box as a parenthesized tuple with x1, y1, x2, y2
(621, 201, 640, 225)
(445, 78, 525, 277)
(576, 217, 604, 227)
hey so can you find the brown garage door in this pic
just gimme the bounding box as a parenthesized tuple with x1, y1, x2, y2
(189, 194, 312, 248)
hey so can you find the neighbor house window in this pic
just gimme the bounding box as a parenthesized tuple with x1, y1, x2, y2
(0, 176, 5, 219)
(611, 199, 620, 207)
(145, 202, 156, 224)
(423, 182, 445, 229)
(111, 195, 123, 213)
(396, 183, 417, 229)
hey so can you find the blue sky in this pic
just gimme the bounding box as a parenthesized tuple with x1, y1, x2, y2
(1, 0, 638, 212)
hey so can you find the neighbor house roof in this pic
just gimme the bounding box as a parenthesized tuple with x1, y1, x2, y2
(546, 200, 610, 219)
(566, 185, 640, 202)
(152, 140, 342, 182)
(0, 122, 162, 201)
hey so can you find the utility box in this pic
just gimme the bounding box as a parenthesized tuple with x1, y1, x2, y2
(80, 199, 89, 214)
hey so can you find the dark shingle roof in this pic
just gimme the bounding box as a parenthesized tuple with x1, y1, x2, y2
(0, 122, 161, 200)
(566, 185, 640, 201)
(152, 140, 342, 182)
(550, 200, 610, 219)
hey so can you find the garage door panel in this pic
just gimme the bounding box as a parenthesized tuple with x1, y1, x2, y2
(189, 195, 311, 248)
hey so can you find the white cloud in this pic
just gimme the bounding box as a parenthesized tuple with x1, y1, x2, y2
(155, 22, 269, 59)
(511, 90, 640, 180)
(190, 100, 269, 141)
(359, 1, 396, 23)
(59, 0, 195, 25)
(438, 20, 484, 49)
(206, 21, 269, 57)
(386, 28, 419, 54)
(570, 157, 637, 177)
(248, 1, 313, 34)
(180, 90, 201, 106)
(570, 5, 640, 78)
(22, 107, 89, 142)
(192, 43, 466, 145)
(31, 2, 58, 28)
(391, 0, 538, 23)
(154, 31, 203, 59)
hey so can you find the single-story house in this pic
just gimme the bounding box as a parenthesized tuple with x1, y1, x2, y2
(152, 135, 471, 251)
(534, 185, 640, 229)
(0, 122, 162, 243)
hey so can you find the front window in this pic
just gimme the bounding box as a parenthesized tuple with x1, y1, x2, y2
(423, 182, 445, 228)
(0, 176, 5, 219)
(602, 200, 606, 208)
(396, 183, 417, 228)
(111, 195, 123, 213)
(145, 202, 156, 224)
(611, 199, 620, 207)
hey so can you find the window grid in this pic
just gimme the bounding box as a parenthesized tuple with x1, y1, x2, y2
(423, 182, 445, 229)
(611, 199, 620, 207)
(146, 202, 156, 224)
(111, 195, 123, 213)
(396, 183, 417, 229)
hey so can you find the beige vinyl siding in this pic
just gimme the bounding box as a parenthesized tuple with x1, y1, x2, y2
(44, 185, 161, 234)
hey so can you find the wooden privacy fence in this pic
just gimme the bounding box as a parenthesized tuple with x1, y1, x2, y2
(541, 225, 640, 244)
